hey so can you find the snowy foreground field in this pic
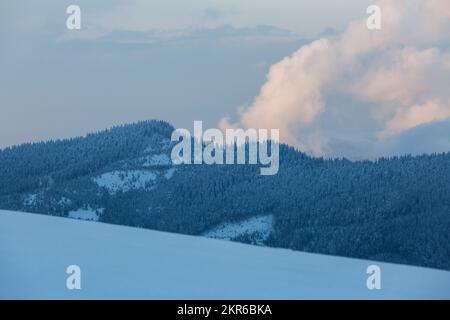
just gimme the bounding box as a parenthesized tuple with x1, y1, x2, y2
(1, 210, 449, 299)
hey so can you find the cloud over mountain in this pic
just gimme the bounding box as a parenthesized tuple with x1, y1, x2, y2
(221, 0, 450, 157)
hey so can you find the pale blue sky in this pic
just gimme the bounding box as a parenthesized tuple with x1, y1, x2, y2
(0, 0, 373, 148)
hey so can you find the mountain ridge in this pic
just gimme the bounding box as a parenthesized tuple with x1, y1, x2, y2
(0, 120, 449, 271)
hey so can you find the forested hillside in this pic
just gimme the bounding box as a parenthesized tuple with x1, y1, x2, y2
(0, 120, 449, 270)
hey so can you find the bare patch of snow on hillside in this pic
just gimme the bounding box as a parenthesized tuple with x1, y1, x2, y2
(23, 194, 38, 206)
(58, 197, 72, 206)
(203, 215, 274, 245)
(164, 168, 176, 179)
(144, 139, 172, 153)
(142, 154, 171, 166)
(68, 206, 103, 221)
(93, 170, 157, 194)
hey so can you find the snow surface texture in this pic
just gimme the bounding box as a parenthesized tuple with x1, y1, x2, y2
(1, 210, 450, 299)
(93, 170, 157, 194)
(203, 215, 274, 245)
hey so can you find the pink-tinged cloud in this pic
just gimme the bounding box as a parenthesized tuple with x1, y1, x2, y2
(220, 0, 450, 156)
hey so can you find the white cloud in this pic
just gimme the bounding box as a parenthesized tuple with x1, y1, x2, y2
(381, 99, 450, 139)
(229, 39, 337, 147)
(221, 0, 450, 156)
(354, 48, 440, 106)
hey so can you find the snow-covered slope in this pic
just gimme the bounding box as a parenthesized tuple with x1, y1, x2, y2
(1, 210, 449, 300)
(203, 215, 274, 245)
(93, 170, 158, 194)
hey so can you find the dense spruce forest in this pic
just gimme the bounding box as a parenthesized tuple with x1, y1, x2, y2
(0, 120, 449, 270)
